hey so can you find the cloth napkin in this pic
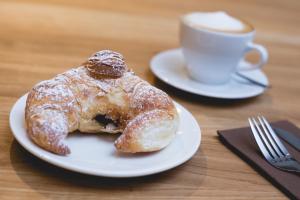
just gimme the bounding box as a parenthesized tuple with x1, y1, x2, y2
(218, 120, 300, 200)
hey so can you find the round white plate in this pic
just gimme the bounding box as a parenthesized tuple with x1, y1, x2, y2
(150, 48, 269, 99)
(10, 94, 201, 177)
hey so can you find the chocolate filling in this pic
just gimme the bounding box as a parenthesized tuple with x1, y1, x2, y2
(95, 114, 118, 127)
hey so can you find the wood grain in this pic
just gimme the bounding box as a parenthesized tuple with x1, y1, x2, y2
(1, 0, 299, 199)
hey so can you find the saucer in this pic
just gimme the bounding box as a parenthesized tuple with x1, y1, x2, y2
(150, 48, 269, 99)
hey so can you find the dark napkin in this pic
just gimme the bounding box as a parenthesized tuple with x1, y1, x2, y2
(218, 120, 300, 200)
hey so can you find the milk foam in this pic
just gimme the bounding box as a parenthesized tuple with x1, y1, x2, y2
(183, 11, 250, 32)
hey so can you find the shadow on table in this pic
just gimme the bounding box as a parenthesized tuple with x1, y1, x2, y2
(10, 140, 207, 199)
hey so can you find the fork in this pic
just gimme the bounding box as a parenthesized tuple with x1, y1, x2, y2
(248, 116, 300, 173)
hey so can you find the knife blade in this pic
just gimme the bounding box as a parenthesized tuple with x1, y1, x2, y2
(273, 127, 300, 151)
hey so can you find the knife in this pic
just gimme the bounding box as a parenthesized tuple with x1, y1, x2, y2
(273, 127, 300, 151)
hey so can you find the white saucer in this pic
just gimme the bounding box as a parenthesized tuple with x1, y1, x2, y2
(150, 48, 269, 99)
(10, 94, 201, 178)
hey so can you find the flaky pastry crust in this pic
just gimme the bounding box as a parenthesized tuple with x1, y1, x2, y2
(25, 50, 179, 155)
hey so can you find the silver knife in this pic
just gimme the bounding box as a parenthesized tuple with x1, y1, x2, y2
(273, 127, 300, 151)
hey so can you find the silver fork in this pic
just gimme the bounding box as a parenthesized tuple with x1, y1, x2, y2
(248, 116, 300, 173)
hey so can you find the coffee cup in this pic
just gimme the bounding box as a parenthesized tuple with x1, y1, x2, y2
(180, 11, 268, 84)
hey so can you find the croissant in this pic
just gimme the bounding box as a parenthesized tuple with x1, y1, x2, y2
(25, 50, 179, 155)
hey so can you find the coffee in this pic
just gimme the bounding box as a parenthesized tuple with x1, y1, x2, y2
(182, 11, 253, 34)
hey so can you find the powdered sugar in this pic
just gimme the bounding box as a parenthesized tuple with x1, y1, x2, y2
(37, 109, 67, 135)
(130, 81, 172, 112)
(33, 77, 74, 103)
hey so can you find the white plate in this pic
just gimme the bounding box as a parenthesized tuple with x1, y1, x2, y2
(150, 48, 269, 99)
(10, 94, 201, 177)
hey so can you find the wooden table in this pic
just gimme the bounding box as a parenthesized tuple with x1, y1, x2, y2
(1, 0, 299, 199)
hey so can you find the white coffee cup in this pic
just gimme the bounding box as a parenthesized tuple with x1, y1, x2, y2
(180, 11, 268, 84)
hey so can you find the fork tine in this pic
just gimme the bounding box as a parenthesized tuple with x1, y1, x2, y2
(261, 116, 290, 156)
(258, 116, 284, 158)
(248, 118, 273, 161)
(252, 117, 278, 159)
